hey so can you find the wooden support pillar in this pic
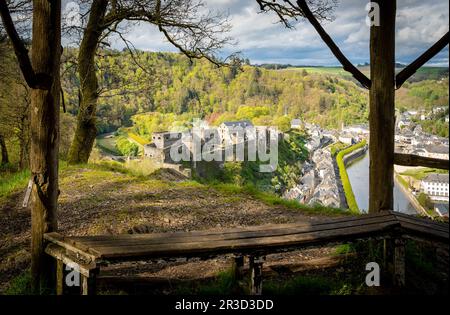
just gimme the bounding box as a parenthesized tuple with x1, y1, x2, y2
(231, 255, 244, 281)
(393, 238, 406, 287)
(56, 260, 64, 295)
(368, 0, 396, 213)
(385, 237, 406, 287)
(81, 269, 99, 295)
(249, 256, 264, 295)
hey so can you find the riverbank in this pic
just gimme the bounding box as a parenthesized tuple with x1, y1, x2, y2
(346, 153, 418, 214)
(335, 141, 368, 213)
(394, 173, 430, 217)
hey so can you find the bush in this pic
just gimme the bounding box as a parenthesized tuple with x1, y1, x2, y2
(418, 192, 433, 210)
(336, 140, 367, 213)
(115, 136, 139, 156)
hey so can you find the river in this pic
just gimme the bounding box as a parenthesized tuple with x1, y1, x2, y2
(346, 153, 417, 215)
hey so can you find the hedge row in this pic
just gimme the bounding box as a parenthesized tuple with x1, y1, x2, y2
(336, 140, 367, 214)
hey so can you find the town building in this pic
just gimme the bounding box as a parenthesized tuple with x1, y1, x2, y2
(218, 120, 253, 144)
(421, 174, 449, 201)
(423, 144, 449, 160)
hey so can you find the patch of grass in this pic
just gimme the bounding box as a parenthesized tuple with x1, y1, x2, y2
(4, 270, 32, 295)
(405, 240, 439, 280)
(396, 174, 410, 190)
(329, 142, 350, 157)
(96, 135, 121, 155)
(124, 159, 160, 176)
(264, 275, 337, 295)
(0, 168, 30, 200)
(126, 131, 149, 146)
(176, 268, 240, 295)
(400, 168, 448, 181)
(334, 243, 355, 256)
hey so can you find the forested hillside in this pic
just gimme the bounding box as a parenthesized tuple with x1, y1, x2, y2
(60, 49, 448, 138)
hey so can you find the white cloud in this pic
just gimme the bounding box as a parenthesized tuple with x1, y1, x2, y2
(108, 0, 449, 66)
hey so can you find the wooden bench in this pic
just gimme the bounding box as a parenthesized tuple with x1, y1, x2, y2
(44, 211, 449, 295)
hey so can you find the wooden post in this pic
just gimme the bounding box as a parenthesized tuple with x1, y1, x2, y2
(369, 0, 396, 213)
(81, 269, 98, 295)
(30, 0, 61, 294)
(249, 256, 264, 295)
(393, 238, 406, 287)
(385, 236, 406, 287)
(231, 255, 244, 281)
(56, 260, 64, 295)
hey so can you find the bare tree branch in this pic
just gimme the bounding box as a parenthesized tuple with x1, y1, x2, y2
(0, 0, 51, 89)
(396, 32, 449, 89)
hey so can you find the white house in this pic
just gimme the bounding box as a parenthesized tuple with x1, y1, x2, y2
(291, 119, 302, 129)
(421, 174, 449, 201)
(342, 124, 370, 135)
(338, 133, 355, 145)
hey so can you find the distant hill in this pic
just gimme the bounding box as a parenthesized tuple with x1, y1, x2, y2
(259, 63, 448, 82)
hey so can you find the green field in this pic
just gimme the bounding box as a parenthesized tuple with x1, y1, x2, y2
(400, 168, 449, 181)
(282, 66, 447, 82)
(96, 134, 121, 155)
(284, 67, 352, 77)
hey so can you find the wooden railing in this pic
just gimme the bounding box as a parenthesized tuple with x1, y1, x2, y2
(394, 153, 449, 170)
(44, 211, 449, 295)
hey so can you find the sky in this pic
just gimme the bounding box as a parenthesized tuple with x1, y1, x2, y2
(66, 0, 450, 66)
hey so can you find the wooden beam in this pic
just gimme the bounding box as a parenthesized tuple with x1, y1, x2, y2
(369, 0, 396, 213)
(296, 0, 371, 89)
(396, 32, 449, 88)
(394, 153, 449, 170)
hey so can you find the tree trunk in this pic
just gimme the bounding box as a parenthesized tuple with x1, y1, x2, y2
(369, 0, 396, 213)
(0, 134, 9, 165)
(67, 0, 108, 164)
(30, 0, 61, 294)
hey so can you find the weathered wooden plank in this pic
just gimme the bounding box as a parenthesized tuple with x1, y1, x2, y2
(44, 244, 97, 277)
(69, 214, 397, 249)
(397, 221, 449, 241)
(90, 220, 400, 259)
(394, 215, 449, 233)
(56, 260, 64, 295)
(394, 153, 449, 170)
(68, 212, 394, 244)
(44, 232, 101, 260)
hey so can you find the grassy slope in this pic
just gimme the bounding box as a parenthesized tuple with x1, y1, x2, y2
(0, 161, 346, 218)
(96, 135, 121, 155)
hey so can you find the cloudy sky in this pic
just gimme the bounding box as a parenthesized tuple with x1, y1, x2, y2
(78, 0, 449, 66)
